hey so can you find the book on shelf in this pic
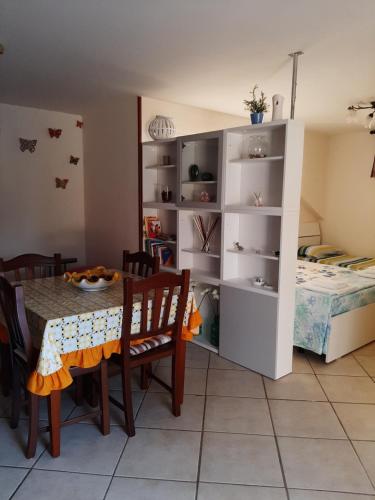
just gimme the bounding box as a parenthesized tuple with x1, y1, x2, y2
(145, 238, 174, 267)
(144, 216, 161, 239)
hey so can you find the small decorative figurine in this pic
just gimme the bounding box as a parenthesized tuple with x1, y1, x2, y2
(200, 191, 210, 202)
(273, 250, 280, 257)
(254, 276, 265, 286)
(233, 242, 244, 251)
(253, 192, 264, 207)
(189, 164, 200, 181)
(201, 172, 214, 181)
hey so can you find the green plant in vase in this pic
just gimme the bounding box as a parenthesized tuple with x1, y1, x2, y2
(243, 84, 269, 124)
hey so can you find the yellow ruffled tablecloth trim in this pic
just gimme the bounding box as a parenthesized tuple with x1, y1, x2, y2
(0, 322, 9, 344)
(27, 309, 202, 396)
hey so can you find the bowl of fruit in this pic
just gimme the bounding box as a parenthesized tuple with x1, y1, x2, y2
(64, 266, 121, 292)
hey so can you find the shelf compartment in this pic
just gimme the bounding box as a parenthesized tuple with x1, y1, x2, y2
(190, 269, 221, 286)
(226, 249, 279, 260)
(143, 140, 177, 204)
(145, 164, 176, 170)
(230, 156, 284, 164)
(181, 180, 217, 184)
(225, 205, 282, 216)
(182, 248, 220, 258)
(143, 202, 177, 210)
(223, 278, 278, 297)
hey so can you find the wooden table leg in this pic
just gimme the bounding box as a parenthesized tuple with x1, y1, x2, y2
(48, 390, 61, 458)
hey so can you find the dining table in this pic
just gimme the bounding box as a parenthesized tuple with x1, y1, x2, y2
(17, 273, 202, 397)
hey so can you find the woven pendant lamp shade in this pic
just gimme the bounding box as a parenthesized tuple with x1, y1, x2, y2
(148, 115, 176, 140)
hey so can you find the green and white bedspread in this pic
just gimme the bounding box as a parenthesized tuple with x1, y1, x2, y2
(294, 262, 375, 355)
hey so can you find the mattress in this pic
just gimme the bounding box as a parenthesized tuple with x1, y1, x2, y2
(294, 262, 375, 355)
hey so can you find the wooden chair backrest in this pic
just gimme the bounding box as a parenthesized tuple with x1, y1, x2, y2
(0, 253, 62, 281)
(122, 250, 159, 278)
(0, 277, 33, 370)
(121, 270, 190, 351)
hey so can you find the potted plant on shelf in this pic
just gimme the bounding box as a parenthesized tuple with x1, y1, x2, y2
(243, 85, 269, 124)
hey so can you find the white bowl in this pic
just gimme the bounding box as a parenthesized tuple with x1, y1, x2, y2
(71, 278, 117, 292)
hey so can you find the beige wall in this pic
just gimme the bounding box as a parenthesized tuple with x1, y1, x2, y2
(142, 96, 248, 141)
(0, 103, 86, 263)
(300, 131, 329, 223)
(83, 95, 138, 268)
(322, 131, 375, 255)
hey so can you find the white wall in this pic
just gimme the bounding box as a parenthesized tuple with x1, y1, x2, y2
(322, 131, 375, 255)
(83, 95, 138, 268)
(0, 103, 86, 263)
(142, 96, 249, 141)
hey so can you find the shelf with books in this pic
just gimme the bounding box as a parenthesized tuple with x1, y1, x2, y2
(143, 209, 178, 269)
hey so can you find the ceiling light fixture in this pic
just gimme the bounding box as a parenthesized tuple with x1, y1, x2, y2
(347, 101, 375, 134)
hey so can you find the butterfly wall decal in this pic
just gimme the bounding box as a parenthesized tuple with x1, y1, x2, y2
(55, 178, 69, 189)
(48, 128, 62, 138)
(19, 138, 37, 153)
(70, 155, 80, 165)
(76, 120, 83, 128)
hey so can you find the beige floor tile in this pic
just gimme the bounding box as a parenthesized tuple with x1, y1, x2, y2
(136, 392, 204, 431)
(353, 441, 375, 484)
(159, 343, 209, 368)
(209, 353, 245, 370)
(354, 355, 375, 376)
(333, 403, 375, 440)
(204, 396, 273, 435)
(116, 428, 201, 481)
(0, 466, 28, 500)
(318, 375, 375, 403)
(289, 490, 375, 499)
(264, 374, 327, 401)
(200, 432, 283, 486)
(106, 478, 196, 500)
(354, 342, 375, 356)
(279, 437, 374, 494)
(12, 470, 111, 500)
(269, 400, 345, 439)
(149, 366, 207, 395)
(309, 355, 366, 376)
(206, 369, 265, 398)
(293, 350, 313, 374)
(198, 483, 287, 499)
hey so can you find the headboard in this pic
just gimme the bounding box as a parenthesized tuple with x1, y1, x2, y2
(298, 222, 321, 247)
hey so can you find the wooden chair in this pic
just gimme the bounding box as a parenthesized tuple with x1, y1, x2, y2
(0, 276, 110, 458)
(0, 253, 62, 399)
(122, 250, 160, 388)
(110, 270, 190, 436)
(122, 250, 159, 278)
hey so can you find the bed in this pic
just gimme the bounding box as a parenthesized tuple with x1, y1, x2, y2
(294, 222, 375, 362)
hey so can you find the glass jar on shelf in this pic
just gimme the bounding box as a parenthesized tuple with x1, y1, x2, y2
(248, 135, 269, 158)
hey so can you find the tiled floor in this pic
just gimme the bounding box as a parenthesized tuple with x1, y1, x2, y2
(1, 343, 375, 499)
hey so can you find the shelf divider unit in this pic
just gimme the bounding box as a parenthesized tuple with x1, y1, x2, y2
(141, 120, 304, 377)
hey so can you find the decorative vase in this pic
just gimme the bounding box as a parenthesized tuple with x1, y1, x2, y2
(250, 112, 263, 124)
(189, 164, 200, 181)
(272, 94, 284, 121)
(148, 115, 176, 140)
(210, 314, 220, 347)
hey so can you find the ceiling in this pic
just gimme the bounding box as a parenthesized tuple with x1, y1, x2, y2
(1, 0, 374, 132)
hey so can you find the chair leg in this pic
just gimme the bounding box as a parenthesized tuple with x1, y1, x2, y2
(84, 373, 99, 408)
(10, 364, 22, 429)
(26, 392, 39, 459)
(121, 362, 135, 437)
(99, 360, 110, 436)
(47, 390, 61, 458)
(171, 355, 181, 417)
(0, 343, 11, 397)
(176, 342, 186, 406)
(140, 363, 152, 390)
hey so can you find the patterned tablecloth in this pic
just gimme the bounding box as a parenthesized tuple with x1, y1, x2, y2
(21, 275, 201, 395)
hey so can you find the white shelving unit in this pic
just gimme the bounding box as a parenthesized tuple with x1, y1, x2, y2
(141, 120, 304, 377)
